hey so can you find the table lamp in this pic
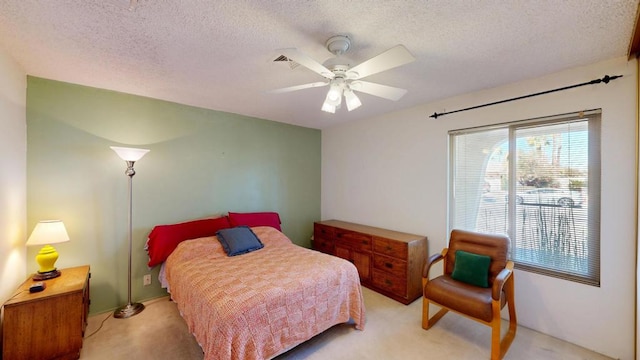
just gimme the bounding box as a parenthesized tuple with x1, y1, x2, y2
(26, 220, 70, 280)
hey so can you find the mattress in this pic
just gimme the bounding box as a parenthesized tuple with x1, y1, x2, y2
(164, 226, 365, 359)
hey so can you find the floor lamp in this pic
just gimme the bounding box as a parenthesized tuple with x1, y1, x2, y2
(111, 146, 149, 319)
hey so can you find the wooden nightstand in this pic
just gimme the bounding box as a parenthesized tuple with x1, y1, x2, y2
(2, 265, 91, 360)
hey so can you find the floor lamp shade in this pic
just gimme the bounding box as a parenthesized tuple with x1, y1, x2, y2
(110, 146, 150, 162)
(26, 220, 70, 280)
(111, 146, 149, 319)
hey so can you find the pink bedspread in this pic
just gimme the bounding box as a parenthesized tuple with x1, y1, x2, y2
(165, 226, 365, 360)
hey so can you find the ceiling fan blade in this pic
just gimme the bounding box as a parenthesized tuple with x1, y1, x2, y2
(350, 81, 408, 101)
(277, 48, 335, 79)
(267, 81, 328, 94)
(346, 45, 415, 80)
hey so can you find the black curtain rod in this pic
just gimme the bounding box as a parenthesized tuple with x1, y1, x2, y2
(429, 74, 622, 119)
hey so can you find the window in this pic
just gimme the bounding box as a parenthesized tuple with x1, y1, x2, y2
(449, 110, 600, 285)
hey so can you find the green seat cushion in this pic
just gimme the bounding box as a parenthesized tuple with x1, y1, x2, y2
(451, 250, 491, 288)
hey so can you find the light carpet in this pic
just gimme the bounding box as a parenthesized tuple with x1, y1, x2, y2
(80, 287, 611, 359)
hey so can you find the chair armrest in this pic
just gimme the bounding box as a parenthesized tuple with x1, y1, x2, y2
(491, 260, 514, 300)
(422, 248, 448, 279)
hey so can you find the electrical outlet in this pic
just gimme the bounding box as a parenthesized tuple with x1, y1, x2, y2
(143, 274, 151, 286)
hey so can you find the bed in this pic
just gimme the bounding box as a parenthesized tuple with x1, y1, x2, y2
(161, 225, 366, 360)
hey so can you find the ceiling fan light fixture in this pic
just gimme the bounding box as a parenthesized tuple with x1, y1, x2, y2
(324, 80, 343, 106)
(344, 89, 362, 111)
(322, 82, 343, 113)
(327, 85, 342, 102)
(321, 102, 336, 113)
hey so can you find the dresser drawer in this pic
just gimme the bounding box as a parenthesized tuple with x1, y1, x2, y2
(373, 236, 408, 259)
(373, 254, 407, 279)
(313, 237, 334, 253)
(372, 269, 406, 296)
(336, 230, 372, 252)
(314, 223, 335, 237)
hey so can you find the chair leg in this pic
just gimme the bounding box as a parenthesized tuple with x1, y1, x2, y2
(491, 277, 518, 360)
(421, 297, 429, 329)
(490, 301, 502, 360)
(499, 310, 517, 360)
(499, 278, 517, 359)
(422, 297, 448, 330)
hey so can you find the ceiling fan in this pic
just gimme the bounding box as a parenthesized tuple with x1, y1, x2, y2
(269, 35, 416, 113)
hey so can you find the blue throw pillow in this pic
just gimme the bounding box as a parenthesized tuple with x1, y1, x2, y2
(216, 226, 264, 256)
(451, 250, 491, 288)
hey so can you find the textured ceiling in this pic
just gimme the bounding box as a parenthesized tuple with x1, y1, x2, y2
(0, 0, 637, 129)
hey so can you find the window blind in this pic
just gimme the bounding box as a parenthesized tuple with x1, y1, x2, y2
(449, 110, 601, 285)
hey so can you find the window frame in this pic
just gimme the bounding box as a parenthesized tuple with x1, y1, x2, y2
(448, 109, 601, 286)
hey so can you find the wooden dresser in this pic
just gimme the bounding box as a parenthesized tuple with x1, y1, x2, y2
(313, 220, 427, 304)
(2, 265, 91, 360)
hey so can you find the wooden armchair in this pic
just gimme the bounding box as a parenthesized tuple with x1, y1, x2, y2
(422, 229, 517, 360)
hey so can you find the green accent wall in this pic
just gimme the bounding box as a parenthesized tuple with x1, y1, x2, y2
(26, 76, 320, 314)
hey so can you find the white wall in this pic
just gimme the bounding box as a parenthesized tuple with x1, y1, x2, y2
(0, 46, 27, 303)
(322, 56, 636, 359)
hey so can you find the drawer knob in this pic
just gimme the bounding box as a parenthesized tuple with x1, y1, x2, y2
(385, 262, 393, 269)
(362, 240, 368, 245)
(385, 279, 393, 286)
(386, 246, 393, 251)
